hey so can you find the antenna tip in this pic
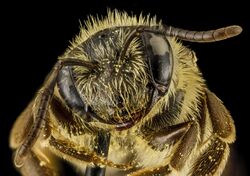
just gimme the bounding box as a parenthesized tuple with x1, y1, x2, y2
(226, 25, 243, 37)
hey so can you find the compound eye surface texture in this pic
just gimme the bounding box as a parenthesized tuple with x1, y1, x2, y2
(143, 32, 173, 86)
(57, 66, 86, 110)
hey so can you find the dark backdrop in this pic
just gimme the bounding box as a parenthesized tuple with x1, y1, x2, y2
(1, 1, 249, 175)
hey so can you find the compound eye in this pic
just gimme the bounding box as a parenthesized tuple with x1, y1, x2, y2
(57, 66, 87, 112)
(142, 32, 173, 86)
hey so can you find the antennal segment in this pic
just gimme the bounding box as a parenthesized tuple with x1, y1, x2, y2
(163, 25, 242, 42)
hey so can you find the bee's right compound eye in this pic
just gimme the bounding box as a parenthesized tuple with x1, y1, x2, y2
(142, 32, 173, 88)
(57, 66, 87, 112)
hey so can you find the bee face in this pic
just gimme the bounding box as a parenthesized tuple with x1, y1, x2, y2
(58, 27, 174, 127)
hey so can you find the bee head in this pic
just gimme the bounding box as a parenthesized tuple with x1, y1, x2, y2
(57, 26, 174, 130)
(57, 12, 241, 131)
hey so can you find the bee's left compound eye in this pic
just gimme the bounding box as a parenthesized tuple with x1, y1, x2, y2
(142, 32, 173, 87)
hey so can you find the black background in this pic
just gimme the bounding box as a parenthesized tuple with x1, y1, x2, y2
(1, 1, 249, 175)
